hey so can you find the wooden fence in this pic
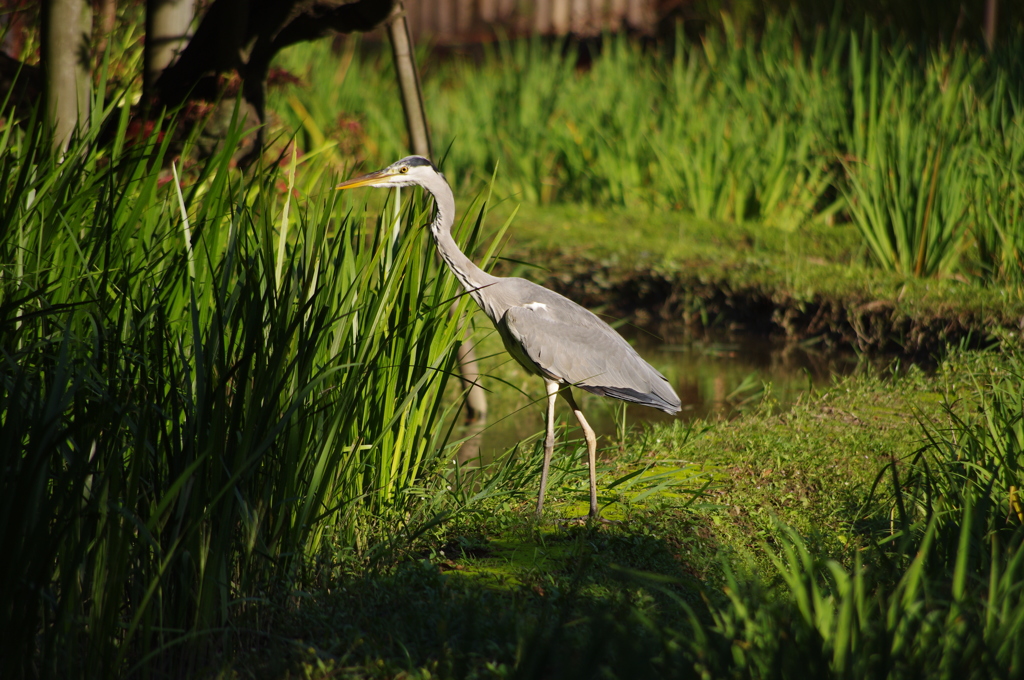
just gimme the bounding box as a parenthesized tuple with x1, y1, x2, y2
(397, 0, 658, 43)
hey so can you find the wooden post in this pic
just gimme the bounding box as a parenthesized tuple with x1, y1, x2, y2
(96, 0, 117, 55)
(386, 2, 488, 424)
(984, 0, 999, 51)
(454, 320, 488, 423)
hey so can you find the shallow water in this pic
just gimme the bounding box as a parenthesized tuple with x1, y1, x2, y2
(454, 327, 866, 464)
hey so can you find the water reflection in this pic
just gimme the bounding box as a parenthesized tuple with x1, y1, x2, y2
(454, 327, 865, 465)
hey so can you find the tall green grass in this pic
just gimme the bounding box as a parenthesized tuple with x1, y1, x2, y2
(844, 35, 988, 278)
(272, 14, 1024, 286)
(0, 97, 486, 676)
(274, 20, 844, 226)
(692, 351, 1024, 677)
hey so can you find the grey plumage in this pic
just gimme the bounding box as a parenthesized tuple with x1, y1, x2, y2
(497, 285, 680, 413)
(337, 156, 681, 520)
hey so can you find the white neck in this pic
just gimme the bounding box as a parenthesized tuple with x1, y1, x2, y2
(418, 172, 500, 315)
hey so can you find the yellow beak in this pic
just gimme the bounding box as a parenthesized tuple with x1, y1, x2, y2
(335, 169, 392, 190)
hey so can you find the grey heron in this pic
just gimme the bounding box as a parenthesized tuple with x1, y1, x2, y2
(336, 156, 681, 520)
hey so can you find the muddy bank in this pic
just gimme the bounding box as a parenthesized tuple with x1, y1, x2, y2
(502, 253, 1024, 358)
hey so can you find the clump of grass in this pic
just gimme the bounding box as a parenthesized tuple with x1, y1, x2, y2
(275, 18, 843, 228)
(843, 35, 981, 278)
(968, 93, 1024, 287)
(0, 93, 491, 676)
(687, 350, 1024, 678)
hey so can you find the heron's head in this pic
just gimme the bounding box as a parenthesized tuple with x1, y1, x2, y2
(335, 156, 441, 191)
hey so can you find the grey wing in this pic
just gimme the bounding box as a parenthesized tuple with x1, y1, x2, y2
(500, 303, 681, 415)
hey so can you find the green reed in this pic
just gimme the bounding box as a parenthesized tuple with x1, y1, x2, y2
(272, 17, 843, 225)
(0, 94, 480, 676)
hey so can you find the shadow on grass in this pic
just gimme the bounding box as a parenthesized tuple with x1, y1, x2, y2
(252, 522, 721, 679)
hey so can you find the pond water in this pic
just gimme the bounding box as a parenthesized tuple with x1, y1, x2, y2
(454, 327, 869, 464)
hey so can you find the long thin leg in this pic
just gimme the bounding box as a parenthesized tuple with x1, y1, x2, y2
(562, 388, 599, 519)
(536, 380, 560, 518)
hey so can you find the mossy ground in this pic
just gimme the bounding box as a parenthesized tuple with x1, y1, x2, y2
(235, 352, 983, 678)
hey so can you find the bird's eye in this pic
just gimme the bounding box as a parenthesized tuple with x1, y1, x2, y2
(400, 166, 409, 174)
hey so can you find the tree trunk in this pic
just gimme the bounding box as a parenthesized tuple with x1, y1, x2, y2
(42, 0, 92, 152)
(145, 0, 195, 99)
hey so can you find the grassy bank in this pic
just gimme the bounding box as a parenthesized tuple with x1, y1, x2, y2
(487, 203, 1024, 354)
(234, 347, 1024, 679)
